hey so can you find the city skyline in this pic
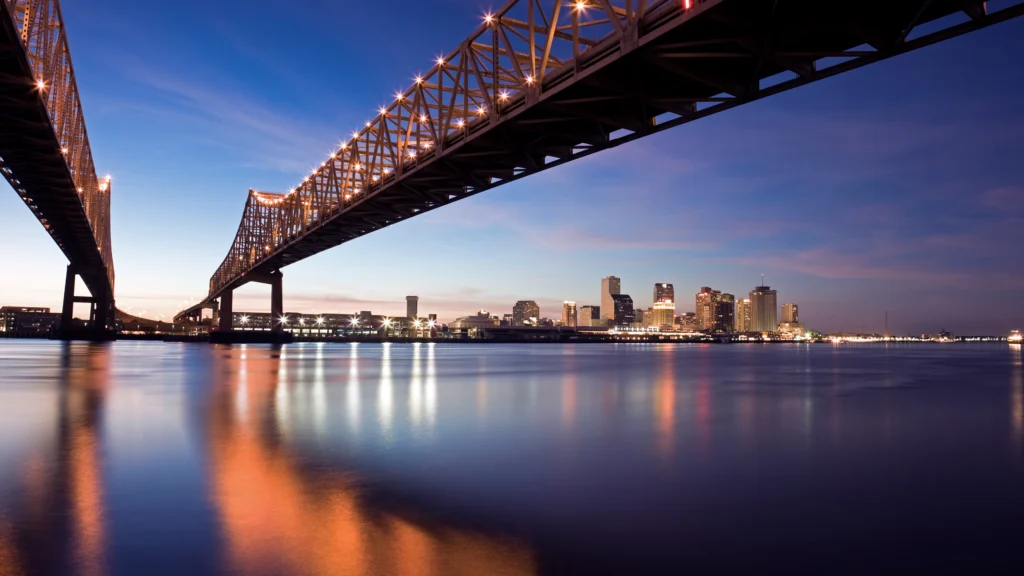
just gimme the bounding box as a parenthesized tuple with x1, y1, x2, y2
(0, 0, 1022, 335)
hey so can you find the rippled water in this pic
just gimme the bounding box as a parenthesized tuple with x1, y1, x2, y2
(0, 341, 1022, 574)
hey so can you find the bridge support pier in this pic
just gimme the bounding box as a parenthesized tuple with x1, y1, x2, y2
(60, 264, 115, 340)
(270, 272, 283, 333)
(218, 290, 233, 332)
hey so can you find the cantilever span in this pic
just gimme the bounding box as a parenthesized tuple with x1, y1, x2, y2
(177, 0, 1024, 328)
(0, 0, 115, 334)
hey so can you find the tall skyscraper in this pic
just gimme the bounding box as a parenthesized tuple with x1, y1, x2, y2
(715, 293, 735, 333)
(562, 301, 578, 328)
(406, 296, 419, 318)
(512, 300, 540, 326)
(750, 285, 778, 332)
(653, 283, 674, 304)
(735, 298, 752, 332)
(782, 303, 799, 323)
(601, 276, 621, 320)
(695, 286, 718, 329)
(651, 282, 675, 327)
(611, 294, 634, 326)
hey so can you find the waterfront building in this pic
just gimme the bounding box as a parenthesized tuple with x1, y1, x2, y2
(406, 296, 419, 319)
(675, 312, 699, 329)
(714, 293, 736, 333)
(750, 285, 778, 332)
(501, 313, 513, 327)
(611, 294, 634, 326)
(651, 301, 675, 327)
(782, 303, 799, 323)
(562, 301, 578, 328)
(0, 306, 60, 335)
(512, 300, 540, 327)
(601, 276, 621, 321)
(735, 298, 752, 332)
(578, 305, 600, 327)
(695, 287, 719, 330)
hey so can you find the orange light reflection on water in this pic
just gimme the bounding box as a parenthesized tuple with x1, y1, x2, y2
(209, 348, 535, 576)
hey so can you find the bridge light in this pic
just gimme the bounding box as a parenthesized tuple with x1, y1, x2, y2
(36, 78, 46, 91)
(279, 316, 288, 325)
(395, 92, 404, 101)
(415, 76, 423, 84)
(456, 119, 465, 128)
(683, 0, 692, 9)
(365, 121, 372, 127)
(476, 106, 486, 116)
(484, 12, 494, 24)
(61, 147, 68, 154)
(384, 167, 392, 174)
(351, 131, 359, 139)
(316, 316, 325, 326)
(419, 114, 428, 123)
(436, 57, 445, 66)
(371, 174, 379, 182)
(379, 106, 387, 115)
(574, 1, 587, 11)
(382, 318, 393, 328)
(408, 150, 416, 159)
(525, 74, 535, 85)
(350, 318, 360, 327)
(353, 163, 362, 171)
(499, 90, 510, 101)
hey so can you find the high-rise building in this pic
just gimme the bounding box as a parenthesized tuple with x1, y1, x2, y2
(649, 282, 676, 328)
(611, 294, 634, 326)
(578, 305, 600, 327)
(501, 313, 514, 327)
(653, 283, 674, 304)
(512, 300, 540, 327)
(735, 298, 752, 332)
(695, 287, 718, 330)
(782, 303, 799, 323)
(750, 285, 778, 333)
(406, 296, 419, 319)
(714, 293, 735, 333)
(601, 276, 621, 320)
(676, 312, 699, 329)
(562, 301, 578, 328)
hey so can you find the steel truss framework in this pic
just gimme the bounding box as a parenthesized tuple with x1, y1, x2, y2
(0, 0, 113, 300)
(181, 0, 1023, 320)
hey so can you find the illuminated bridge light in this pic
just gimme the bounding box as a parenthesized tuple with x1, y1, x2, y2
(484, 12, 494, 24)
(525, 74, 535, 85)
(574, 1, 587, 11)
(36, 78, 46, 90)
(436, 56, 444, 66)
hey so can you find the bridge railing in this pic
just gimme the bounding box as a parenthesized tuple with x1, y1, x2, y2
(207, 0, 696, 296)
(6, 0, 113, 289)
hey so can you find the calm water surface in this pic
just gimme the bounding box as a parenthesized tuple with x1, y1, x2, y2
(0, 341, 1022, 574)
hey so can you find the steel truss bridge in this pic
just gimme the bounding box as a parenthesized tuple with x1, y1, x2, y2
(178, 0, 1024, 328)
(0, 0, 115, 334)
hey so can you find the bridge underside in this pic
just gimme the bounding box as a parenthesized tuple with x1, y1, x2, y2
(0, 0, 114, 332)
(179, 0, 1023, 322)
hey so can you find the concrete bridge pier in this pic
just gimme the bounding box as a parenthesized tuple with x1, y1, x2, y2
(209, 270, 290, 344)
(60, 264, 115, 340)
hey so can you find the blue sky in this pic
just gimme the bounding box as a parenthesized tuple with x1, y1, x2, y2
(1, 0, 1022, 334)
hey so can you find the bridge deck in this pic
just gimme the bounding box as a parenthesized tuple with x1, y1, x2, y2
(0, 0, 113, 299)
(179, 0, 1023, 321)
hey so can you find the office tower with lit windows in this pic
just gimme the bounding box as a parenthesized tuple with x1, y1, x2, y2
(562, 301, 578, 328)
(512, 300, 540, 326)
(650, 282, 676, 327)
(715, 293, 736, 333)
(653, 283, 674, 304)
(695, 286, 719, 329)
(406, 296, 419, 318)
(611, 294, 634, 326)
(782, 303, 799, 323)
(750, 285, 778, 332)
(735, 298, 752, 332)
(601, 276, 621, 320)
